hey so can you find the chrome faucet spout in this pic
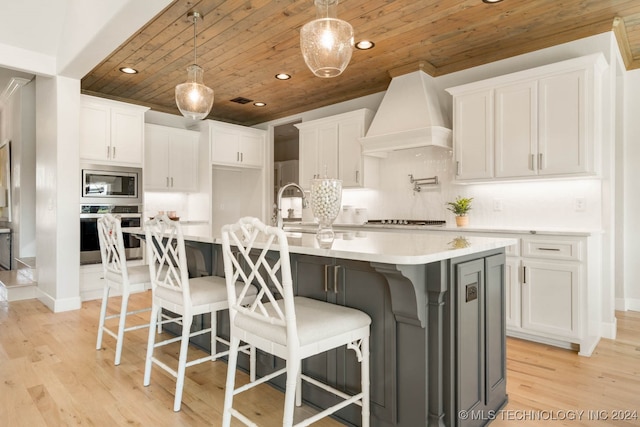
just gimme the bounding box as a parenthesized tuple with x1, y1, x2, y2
(276, 183, 307, 228)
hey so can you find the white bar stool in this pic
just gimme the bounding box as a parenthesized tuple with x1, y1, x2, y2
(143, 215, 257, 412)
(96, 213, 152, 366)
(221, 217, 371, 427)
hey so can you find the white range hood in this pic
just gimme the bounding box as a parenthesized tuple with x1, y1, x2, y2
(360, 69, 452, 157)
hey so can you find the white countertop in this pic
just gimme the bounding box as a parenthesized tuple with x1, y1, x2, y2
(125, 225, 516, 265)
(323, 223, 598, 237)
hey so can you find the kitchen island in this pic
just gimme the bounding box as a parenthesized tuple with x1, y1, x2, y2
(129, 225, 515, 427)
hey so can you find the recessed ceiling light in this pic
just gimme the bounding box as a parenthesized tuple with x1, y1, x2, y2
(275, 73, 291, 80)
(355, 40, 375, 50)
(254, 102, 266, 107)
(482, 0, 503, 3)
(119, 67, 138, 74)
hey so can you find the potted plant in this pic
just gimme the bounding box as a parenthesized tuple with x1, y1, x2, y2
(446, 196, 473, 227)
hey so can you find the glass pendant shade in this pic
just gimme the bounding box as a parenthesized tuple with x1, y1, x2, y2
(175, 64, 214, 120)
(175, 11, 214, 120)
(300, 0, 354, 78)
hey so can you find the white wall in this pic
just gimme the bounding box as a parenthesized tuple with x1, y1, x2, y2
(623, 68, 640, 310)
(35, 75, 81, 312)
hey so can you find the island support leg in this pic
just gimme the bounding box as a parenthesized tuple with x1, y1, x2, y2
(426, 261, 448, 427)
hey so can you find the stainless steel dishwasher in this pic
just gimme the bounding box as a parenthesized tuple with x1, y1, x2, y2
(0, 231, 11, 270)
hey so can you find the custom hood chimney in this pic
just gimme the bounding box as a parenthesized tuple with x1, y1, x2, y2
(360, 64, 451, 157)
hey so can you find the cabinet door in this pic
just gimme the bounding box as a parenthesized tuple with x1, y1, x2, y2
(456, 258, 485, 427)
(522, 259, 580, 339)
(298, 127, 319, 189)
(484, 254, 507, 412)
(211, 127, 241, 165)
(334, 260, 396, 424)
(453, 90, 494, 180)
(80, 102, 110, 162)
(338, 119, 363, 187)
(238, 132, 264, 167)
(317, 124, 339, 179)
(144, 125, 170, 190)
(110, 107, 144, 165)
(168, 129, 199, 191)
(495, 82, 538, 178)
(538, 69, 588, 175)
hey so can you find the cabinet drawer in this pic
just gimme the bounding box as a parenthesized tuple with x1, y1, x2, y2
(522, 237, 582, 261)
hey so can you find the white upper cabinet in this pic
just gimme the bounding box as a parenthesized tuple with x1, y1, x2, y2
(452, 89, 494, 180)
(209, 121, 265, 168)
(144, 124, 199, 192)
(296, 108, 376, 189)
(80, 95, 149, 166)
(447, 53, 607, 181)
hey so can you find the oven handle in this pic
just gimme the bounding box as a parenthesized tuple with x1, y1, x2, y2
(80, 213, 142, 219)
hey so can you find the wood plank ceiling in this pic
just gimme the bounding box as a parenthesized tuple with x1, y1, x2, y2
(81, 0, 640, 126)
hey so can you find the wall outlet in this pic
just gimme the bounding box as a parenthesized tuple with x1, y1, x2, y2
(575, 197, 586, 212)
(493, 199, 503, 212)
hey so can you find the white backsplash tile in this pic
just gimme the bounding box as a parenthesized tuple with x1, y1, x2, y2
(339, 146, 602, 229)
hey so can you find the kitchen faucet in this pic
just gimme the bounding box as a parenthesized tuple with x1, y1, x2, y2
(276, 183, 308, 229)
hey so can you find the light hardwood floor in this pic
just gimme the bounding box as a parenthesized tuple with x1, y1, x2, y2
(1, 292, 638, 426)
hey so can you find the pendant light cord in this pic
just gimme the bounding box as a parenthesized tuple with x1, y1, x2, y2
(193, 14, 198, 66)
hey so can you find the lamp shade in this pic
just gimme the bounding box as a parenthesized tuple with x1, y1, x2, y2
(300, 0, 354, 78)
(175, 64, 214, 120)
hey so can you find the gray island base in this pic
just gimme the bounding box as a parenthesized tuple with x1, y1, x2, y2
(131, 225, 515, 426)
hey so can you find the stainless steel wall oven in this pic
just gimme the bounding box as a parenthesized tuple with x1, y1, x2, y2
(80, 204, 143, 265)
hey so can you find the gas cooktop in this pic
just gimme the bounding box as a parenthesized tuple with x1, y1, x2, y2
(366, 219, 446, 226)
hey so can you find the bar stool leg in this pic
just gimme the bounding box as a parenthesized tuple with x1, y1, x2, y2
(144, 304, 160, 387)
(114, 290, 130, 365)
(173, 315, 193, 412)
(283, 359, 300, 427)
(96, 286, 110, 350)
(222, 337, 241, 427)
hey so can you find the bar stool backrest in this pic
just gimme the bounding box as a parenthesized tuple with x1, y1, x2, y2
(145, 215, 191, 306)
(221, 216, 299, 349)
(97, 213, 128, 283)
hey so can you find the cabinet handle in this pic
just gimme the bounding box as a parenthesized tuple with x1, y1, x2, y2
(537, 247, 560, 251)
(166, 177, 169, 187)
(324, 264, 330, 292)
(456, 161, 460, 176)
(241, 152, 244, 162)
(355, 170, 360, 183)
(529, 154, 534, 170)
(523, 266, 526, 284)
(539, 153, 543, 170)
(334, 265, 340, 294)
(107, 146, 111, 159)
(170, 177, 174, 187)
(112, 146, 116, 159)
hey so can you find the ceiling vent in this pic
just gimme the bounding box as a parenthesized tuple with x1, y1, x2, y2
(230, 97, 253, 104)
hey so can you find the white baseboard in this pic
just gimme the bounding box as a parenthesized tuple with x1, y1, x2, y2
(601, 318, 617, 340)
(626, 298, 640, 312)
(36, 288, 82, 312)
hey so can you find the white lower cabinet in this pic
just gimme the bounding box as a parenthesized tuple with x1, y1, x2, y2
(521, 258, 580, 339)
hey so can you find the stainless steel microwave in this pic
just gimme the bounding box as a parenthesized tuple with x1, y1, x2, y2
(81, 164, 142, 205)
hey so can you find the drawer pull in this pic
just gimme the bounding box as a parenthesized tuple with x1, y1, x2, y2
(334, 265, 340, 293)
(537, 247, 560, 251)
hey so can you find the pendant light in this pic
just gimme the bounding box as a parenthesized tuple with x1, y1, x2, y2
(175, 11, 214, 120)
(300, 0, 354, 78)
